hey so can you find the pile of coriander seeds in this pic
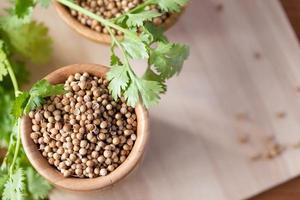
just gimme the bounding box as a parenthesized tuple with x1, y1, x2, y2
(68, 0, 170, 35)
(29, 72, 137, 178)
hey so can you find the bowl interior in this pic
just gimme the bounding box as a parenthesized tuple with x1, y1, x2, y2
(21, 64, 149, 191)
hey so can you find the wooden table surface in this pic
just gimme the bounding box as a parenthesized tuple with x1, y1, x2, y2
(18, 0, 300, 199)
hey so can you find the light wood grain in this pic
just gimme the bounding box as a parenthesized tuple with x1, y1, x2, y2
(21, 64, 149, 191)
(53, 1, 185, 44)
(8, 0, 300, 199)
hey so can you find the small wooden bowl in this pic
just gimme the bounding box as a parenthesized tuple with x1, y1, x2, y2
(21, 64, 149, 191)
(53, 1, 185, 44)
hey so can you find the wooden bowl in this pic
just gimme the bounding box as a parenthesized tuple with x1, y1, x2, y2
(53, 1, 185, 44)
(21, 64, 149, 191)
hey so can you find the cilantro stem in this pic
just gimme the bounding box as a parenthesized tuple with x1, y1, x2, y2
(57, 0, 134, 37)
(106, 27, 130, 66)
(112, 0, 155, 22)
(9, 119, 21, 176)
(125, 0, 155, 13)
(5, 60, 20, 96)
(106, 26, 138, 81)
(4, 54, 21, 176)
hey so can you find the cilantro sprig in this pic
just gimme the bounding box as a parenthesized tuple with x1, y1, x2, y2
(0, 39, 63, 200)
(0, 1, 54, 199)
(58, 0, 190, 108)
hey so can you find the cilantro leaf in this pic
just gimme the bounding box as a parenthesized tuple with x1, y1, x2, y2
(136, 79, 164, 108)
(1, 20, 52, 63)
(142, 22, 168, 43)
(0, 171, 8, 194)
(153, 0, 188, 12)
(124, 81, 139, 107)
(110, 44, 122, 66)
(126, 11, 161, 27)
(30, 79, 64, 97)
(122, 33, 148, 59)
(26, 167, 52, 200)
(10, 61, 29, 85)
(143, 68, 167, 92)
(110, 53, 122, 66)
(150, 42, 189, 79)
(0, 87, 14, 145)
(3, 168, 25, 200)
(24, 96, 44, 114)
(13, 0, 35, 18)
(0, 41, 8, 81)
(11, 92, 30, 118)
(107, 65, 130, 100)
(24, 79, 64, 114)
(0, 61, 8, 81)
(12, 0, 51, 18)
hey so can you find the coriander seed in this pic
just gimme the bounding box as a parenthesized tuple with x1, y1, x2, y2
(29, 72, 137, 178)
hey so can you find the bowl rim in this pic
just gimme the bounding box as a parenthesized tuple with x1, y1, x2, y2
(21, 64, 149, 191)
(53, 1, 185, 44)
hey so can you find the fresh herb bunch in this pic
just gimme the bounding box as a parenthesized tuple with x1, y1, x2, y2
(58, 0, 190, 108)
(0, 0, 55, 200)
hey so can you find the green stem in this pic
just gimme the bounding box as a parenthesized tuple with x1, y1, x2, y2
(5, 60, 20, 96)
(9, 119, 21, 175)
(5, 56, 21, 176)
(57, 0, 134, 37)
(106, 26, 137, 81)
(127, 0, 155, 14)
(112, 0, 155, 22)
(107, 27, 129, 65)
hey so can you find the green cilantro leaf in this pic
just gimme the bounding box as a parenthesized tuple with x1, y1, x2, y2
(122, 33, 148, 59)
(3, 168, 25, 200)
(24, 96, 44, 114)
(24, 79, 64, 114)
(143, 68, 167, 92)
(126, 11, 161, 27)
(0, 171, 8, 194)
(124, 81, 139, 107)
(110, 53, 122, 66)
(29, 79, 64, 97)
(149, 42, 189, 79)
(13, 0, 35, 18)
(107, 65, 130, 100)
(11, 0, 51, 18)
(0, 87, 14, 145)
(1, 20, 52, 63)
(142, 22, 168, 43)
(0, 41, 8, 81)
(153, 0, 188, 12)
(110, 44, 122, 66)
(10, 61, 29, 86)
(136, 79, 164, 108)
(11, 92, 30, 118)
(26, 167, 52, 200)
